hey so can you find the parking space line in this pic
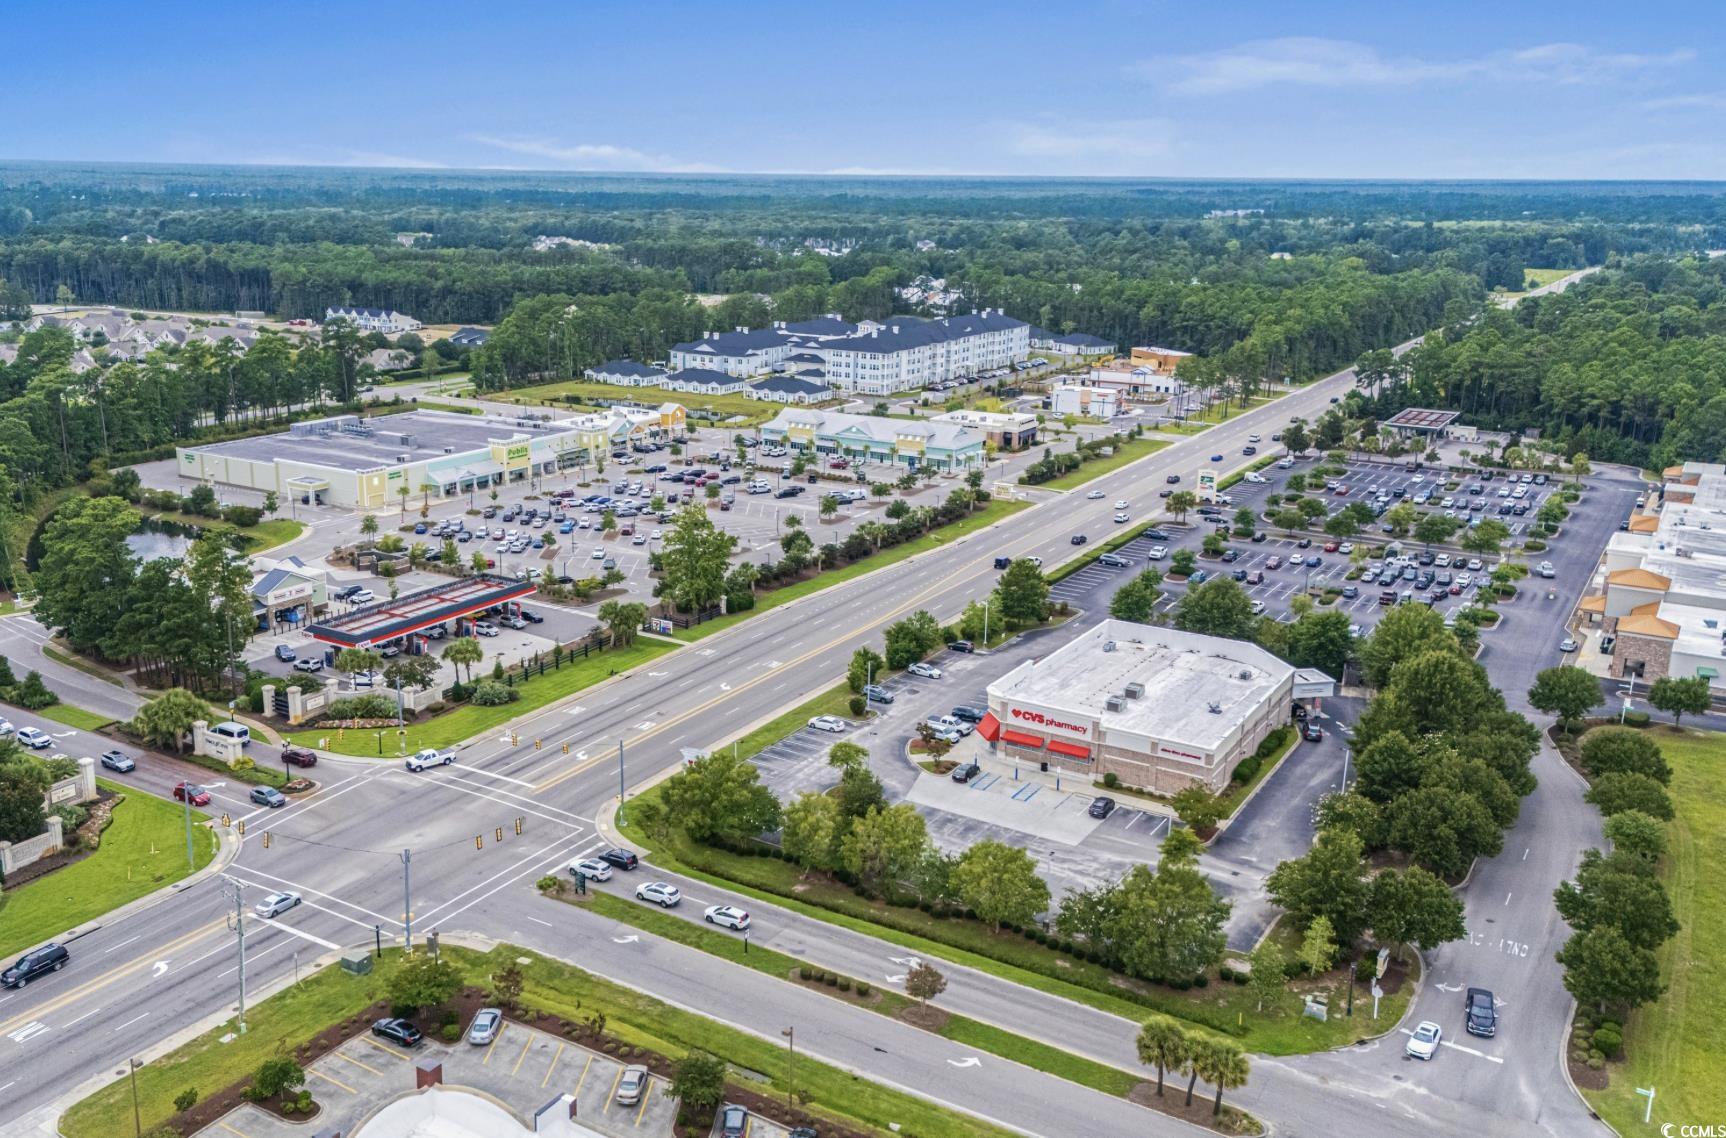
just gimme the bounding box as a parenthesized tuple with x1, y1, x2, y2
(329, 1049, 385, 1077)
(360, 1037, 415, 1062)
(542, 1041, 565, 1087)
(308, 1066, 358, 1094)
(482, 1022, 505, 1065)
(573, 1054, 594, 1096)
(219, 1122, 252, 1138)
(511, 1035, 534, 1076)
(635, 1076, 655, 1126)
(607, 1064, 626, 1109)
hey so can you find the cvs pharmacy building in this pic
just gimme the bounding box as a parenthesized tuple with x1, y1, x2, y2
(979, 620, 1331, 795)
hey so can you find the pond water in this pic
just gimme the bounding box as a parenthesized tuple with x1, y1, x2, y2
(126, 517, 199, 560)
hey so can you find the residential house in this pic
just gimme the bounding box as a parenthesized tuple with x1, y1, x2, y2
(662, 368, 748, 395)
(584, 360, 670, 387)
(449, 327, 490, 348)
(325, 306, 422, 334)
(1029, 329, 1117, 356)
(668, 327, 793, 378)
(746, 374, 833, 404)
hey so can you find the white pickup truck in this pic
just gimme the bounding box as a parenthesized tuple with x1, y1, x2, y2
(405, 748, 456, 772)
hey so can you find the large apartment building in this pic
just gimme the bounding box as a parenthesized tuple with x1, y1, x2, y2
(817, 309, 1030, 395)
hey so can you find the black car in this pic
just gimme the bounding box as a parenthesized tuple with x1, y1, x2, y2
(1070, 534, 1087, 546)
(1220, 549, 1240, 563)
(950, 705, 987, 723)
(372, 1018, 423, 1047)
(1166, 474, 1181, 484)
(949, 640, 975, 654)
(1088, 796, 1116, 820)
(1303, 722, 1324, 742)
(951, 761, 981, 783)
(1251, 531, 1268, 543)
(519, 608, 545, 624)
(1295, 537, 1312, 548)
(1465, 987, 1498, 1037)
(599, 848, 640, 871)
(1143, 529, 1172, 541)
(1231, 568, 1248, 581)
(2, 942, 69, 988)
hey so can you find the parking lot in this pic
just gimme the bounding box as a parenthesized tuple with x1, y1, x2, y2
(190, 1015, 681, 1138)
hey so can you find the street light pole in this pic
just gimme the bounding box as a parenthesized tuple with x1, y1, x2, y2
(617, 738, 626, 811)
(401, 848, 413, 952)
(129, 1058, 142, 1136)
(224, 879, 249, 1034)
(781, 1026, 796, 1112)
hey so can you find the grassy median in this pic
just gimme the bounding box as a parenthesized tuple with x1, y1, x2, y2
(1584, 727, 1724, 1134)
(1037, 437, 1169, 491)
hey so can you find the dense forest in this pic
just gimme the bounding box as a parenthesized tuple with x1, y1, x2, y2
(1357, 258, 1726, 470)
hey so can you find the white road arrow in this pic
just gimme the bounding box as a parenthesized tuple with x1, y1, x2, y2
(611, 935, 640, 945)
(152, 961, 170, 978)
(885, 974, 907, 984)
(889, 955, 921, 967)
(1435, 982, 1463, 993)
(648, 671, 668, 677)
(945, 1057, 981, 1068)
(720, 683, 732, 692)
(563, 706, 587, 716)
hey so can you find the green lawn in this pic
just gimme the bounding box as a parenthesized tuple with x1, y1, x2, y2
(1584, 726, 1724, 1135)
(578, 893, 1230, 1121)
(411, 399, 481, 415)
(1186, 396, 1277, 426)
(1037, 437, 1170, 491)
(675, 498, 1031, 643)
(500, 377, 796, 428)
(620, 786, 1405, 1054)
(725, 681, 856, 762)
(286, 640, 677, 756)
(65, 942, 1022, 1138)
(0, 778, 217, 959)
(39, 644, 127, 688)
(35, 703, 115, 731)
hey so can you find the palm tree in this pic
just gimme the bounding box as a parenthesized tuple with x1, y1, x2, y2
(1195, 1038, 1250, 1117)
(444, 636, 483, 684)
(1135, 1016, 1190, 1099)
(1167, 490, 1197, 522)
(1181, 1035, 1213, 1107)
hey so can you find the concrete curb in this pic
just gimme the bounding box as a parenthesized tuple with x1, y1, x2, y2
(57, 808, 241, 949)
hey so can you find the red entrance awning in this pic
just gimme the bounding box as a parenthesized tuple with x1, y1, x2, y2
(1002, 729, 1045, 748)
(1048, 739, 1091, 760)
(976, 712, 1002, 742)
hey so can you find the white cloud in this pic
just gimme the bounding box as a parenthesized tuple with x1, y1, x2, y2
(468, 135, 723, 173)
(1135, 37, 1693, 96)
(1641, 91, 1726, 111)
(998, 117, 1177, 173)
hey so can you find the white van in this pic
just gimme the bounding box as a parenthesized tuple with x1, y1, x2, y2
(209, 721, 251, 746)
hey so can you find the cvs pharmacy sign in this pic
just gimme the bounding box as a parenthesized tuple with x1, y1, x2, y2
(1010, 708, 1089, 736)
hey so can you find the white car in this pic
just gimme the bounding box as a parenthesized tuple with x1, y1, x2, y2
(16, 727, 51, 749)
(591, 547, 605, 559)
(703, 904, 750, 931)
(1113, 500, 1128, 509)
(473, 621, 499, 637)
(907, 661, 943, 679)
(569, 857, 612, 882)
(635, 881, 682, 908)
(1113, 512, 1130, 524)
(1250, 600, 1267, 615)
(1455, 573, 1473, 588)
(348, 588, 376, 604)
(1410, 474, 1425, 483)
(405, 748, 455, 772)
(1560, 637, 1579, 653)
(1086, 489, 1105, 499)
(1147, 545, 1168, 560)
(1466, 558, 1483, 571)
(0, 718, 12, 736)
(1537, 561, 1555, 578)
(1338, 543, 1354, 554)
(1248, 433, 1261, 443)
(650, 529, 663, 540)
(1245, 472, 1268, 484)
(254, 891, 302, 919)
(1434, 553, 1451, 567)
(1405, 1020, 1442, 1060)
(807, 715, 848, 733)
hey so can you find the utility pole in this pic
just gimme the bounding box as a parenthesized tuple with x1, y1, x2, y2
(617, 738, 626, 806)
(182, 789, 194, 871)
(781, 1026, 796, 1112)
(129, 1058, 142, 1136)
(224, 879, 249, 1034)
(401, 848, 413, 952)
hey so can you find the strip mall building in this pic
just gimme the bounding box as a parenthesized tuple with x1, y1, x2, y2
(978, 620, 1333, 794)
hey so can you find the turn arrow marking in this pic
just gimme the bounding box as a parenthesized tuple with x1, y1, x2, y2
(611, 935, 640, 944)
(945, 1057, 981, 1068)
(1435, 982, 1463, 993)
(151, 961, 170, 979)
(885, 974, 906, 984)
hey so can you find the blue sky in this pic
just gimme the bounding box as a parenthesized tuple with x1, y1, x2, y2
(7, 0, 1726, 179)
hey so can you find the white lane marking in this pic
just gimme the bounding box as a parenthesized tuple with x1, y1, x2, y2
(102, 935, 142, 955)
(225, 868, 402, 927)
(449, 763, 538, 789)
(412, 832, 599, 930)
(528, 917, 554, 928)
(8, 1022, 48, 1043)
(112, 1013, 150, 1034)
(427, 836, 604, 931)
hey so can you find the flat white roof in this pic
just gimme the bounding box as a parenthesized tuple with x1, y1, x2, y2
(989, 620, 1293, 753)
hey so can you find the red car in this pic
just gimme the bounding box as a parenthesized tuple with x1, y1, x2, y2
(1332, 485, 1351, 496)
(1266, 556, 1283, 570)
(174, 782, 211, 807)
(829, 458, 849, 469)
(1323, 541, 1339, 553)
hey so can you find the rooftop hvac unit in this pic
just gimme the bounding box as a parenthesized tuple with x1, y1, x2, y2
(1238, 669, 1254, 681)
(1124, 682, 1146, 699)
(1105, 696, 1126, 712)
(1102, 640, 1116, 652)
(396, 455, 408, 463)
(1207, 703, 1223, 714)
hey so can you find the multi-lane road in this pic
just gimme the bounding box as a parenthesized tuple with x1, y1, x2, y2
(3, 271, 1617, 1138)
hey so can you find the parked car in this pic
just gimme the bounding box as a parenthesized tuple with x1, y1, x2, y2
(907, 661, 943, 679)
(599, 848, 640, 870)
(719, 1104, 749, 1138)
(862, 684, 895, 703)
(278, 745, 318, 769)
(1465, 987, 1498, 1037)
(254, 890, 301, 918)
(949, 640, 974, 653)
(635, 881, 682, 908)
(250, 786, 287, 808)
(1088, 796, 1116, 820)
(807, 715, 848, 733)
(348, 588, 375, 604)
(473, 621, 499, 637)
(2, 942, 69, 989)
(704, 905, 750, 931)
(99, 749, 135, 773)
(371, 1018, 423, 1047)
(951, 761, 981, 783)
(173, 782, 211, 806)
(615, 1064, 651, 1105)
(467, 1007, 503, 1045)
(950, 705, 986, 723)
